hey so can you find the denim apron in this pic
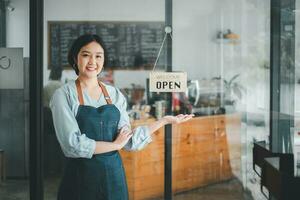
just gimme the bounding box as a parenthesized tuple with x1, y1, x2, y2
(57, 79, 128, 200)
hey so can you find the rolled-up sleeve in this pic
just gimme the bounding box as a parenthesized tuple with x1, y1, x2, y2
(50, 88, 96, 158)
(125, 126, 152, 151)
(115, 89, 152, 151)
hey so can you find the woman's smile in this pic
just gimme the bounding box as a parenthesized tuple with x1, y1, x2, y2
(86, 66, 97, 71)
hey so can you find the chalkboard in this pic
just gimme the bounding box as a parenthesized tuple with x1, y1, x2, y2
(48, 21, 166, 70)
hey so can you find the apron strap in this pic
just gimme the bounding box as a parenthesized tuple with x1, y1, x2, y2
(75, 78, 112, 105)
(75, 79, 84, 105)
(98, 81, 112, 104)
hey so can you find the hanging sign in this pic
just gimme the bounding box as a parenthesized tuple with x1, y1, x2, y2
(149, 71, 187, 92)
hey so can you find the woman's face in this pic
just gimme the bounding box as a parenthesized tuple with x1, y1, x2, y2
(76, 41, 104, 78)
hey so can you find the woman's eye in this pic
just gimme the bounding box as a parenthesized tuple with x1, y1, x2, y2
(96, 55, 102, 59)
(82, 54, 89, 57)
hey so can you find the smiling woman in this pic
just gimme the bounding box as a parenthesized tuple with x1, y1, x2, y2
(50, 34, 193, 200)
(42, 3, 167, 199)
(68, 35, 106, 101)
(67, 34, 106, 77)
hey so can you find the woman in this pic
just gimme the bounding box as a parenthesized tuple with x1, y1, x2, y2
(50, 34, 194, 200)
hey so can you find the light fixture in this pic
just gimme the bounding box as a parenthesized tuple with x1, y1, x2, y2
(5, 0, 15, 12)
(6, 5, 14, 12)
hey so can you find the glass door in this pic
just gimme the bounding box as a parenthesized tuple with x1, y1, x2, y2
(43, 0, 166, 199)
(295, 0, 300, 178)
(172, 0, 270, 199)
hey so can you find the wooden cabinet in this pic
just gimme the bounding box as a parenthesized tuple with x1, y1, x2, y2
(120, 115, 238, 200)
(172, 115, 232, 193)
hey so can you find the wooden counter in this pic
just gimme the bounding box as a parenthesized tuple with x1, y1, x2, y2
(120, 114, 240, 200)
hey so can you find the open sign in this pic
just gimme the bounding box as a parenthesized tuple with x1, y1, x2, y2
(149, 72, 187, 92)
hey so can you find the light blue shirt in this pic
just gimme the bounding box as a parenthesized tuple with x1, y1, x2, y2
(50, 81, 152, 158)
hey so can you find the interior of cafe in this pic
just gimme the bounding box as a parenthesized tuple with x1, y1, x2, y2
(1, 0, 300, 199)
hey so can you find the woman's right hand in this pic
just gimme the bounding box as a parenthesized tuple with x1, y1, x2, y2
(113, 126, 133, 150)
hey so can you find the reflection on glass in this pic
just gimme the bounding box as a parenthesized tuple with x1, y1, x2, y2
(44, 0, 165, 199)
(172, 0, 270, 199)
(295, 0, 300, 178)
(0, 0, 30, 199)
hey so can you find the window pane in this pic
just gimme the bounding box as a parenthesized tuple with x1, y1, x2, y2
(172, 0, 270, 199)
(43, 0, 165, 199)
(0, 0, 30, 199)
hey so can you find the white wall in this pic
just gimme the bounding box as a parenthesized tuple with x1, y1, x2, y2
(173, 0, 223, 80)
(173, 0, 270, 114)
(6, 0, 30, 57)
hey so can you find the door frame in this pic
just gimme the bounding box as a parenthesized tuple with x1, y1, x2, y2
(29, 0, 44, 199)
(29, 0, 173, 199)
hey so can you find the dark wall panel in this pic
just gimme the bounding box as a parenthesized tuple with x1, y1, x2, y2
(0, 89, 26, 177)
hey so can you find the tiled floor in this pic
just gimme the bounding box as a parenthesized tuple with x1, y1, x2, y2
(0, 179, 29, 200)
(167, 179, 253, 200)
(0, 177, 252, 200)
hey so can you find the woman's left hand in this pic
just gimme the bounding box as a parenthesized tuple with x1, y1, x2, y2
(162, 114, 194, 125)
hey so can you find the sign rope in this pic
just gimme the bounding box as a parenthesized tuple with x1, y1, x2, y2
(152, 26, 173, 71)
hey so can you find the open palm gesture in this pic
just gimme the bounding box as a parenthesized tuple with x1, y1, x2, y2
(163, 114, 194, 125)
